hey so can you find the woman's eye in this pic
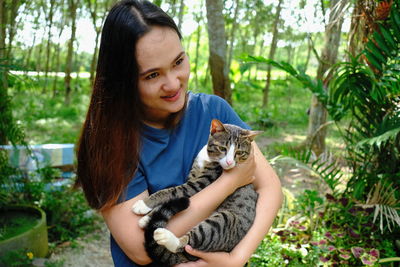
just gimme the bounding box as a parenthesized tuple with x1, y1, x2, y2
(145, 72, 159, 80)
(175, 58, 184, 66)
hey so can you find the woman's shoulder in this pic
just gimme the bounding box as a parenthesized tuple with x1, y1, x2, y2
(188, 91, 228, 109)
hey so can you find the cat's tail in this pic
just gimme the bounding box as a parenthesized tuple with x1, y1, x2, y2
(145, 197, 190, 231)
(144, 197, 195, 265)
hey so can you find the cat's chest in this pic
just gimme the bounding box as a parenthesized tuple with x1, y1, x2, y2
(194, 145, 210, 169)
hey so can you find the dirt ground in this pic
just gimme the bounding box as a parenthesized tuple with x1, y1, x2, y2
(46, 222, 113, 267)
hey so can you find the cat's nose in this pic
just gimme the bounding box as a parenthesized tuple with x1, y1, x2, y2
(226, 160, 233, 166)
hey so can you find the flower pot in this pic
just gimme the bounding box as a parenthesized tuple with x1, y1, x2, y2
(0, 205, 48, 262)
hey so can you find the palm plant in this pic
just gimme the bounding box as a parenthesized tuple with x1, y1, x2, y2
(242, 0, 400, 232)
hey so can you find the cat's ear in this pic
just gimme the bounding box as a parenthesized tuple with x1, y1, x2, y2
(245, 130, 263, 141)
(210, 119, 226, 134)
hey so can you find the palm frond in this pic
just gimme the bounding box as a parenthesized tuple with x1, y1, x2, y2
(357, 126, 400, 148)
(357, 181, 400, 233)
(270, 149, 344, 195)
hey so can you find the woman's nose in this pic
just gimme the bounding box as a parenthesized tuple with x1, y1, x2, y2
(162, 72, 180, 91)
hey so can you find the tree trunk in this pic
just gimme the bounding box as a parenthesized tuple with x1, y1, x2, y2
(194, 23, 201, 90)
(0, 0, 24, 144)
(169, 0, 177, 17)
(306, 0, 347, 156)
(303, 35, 312, 72)
(348, 0, 376, 59)
(262, 0, 283, 108)
(177, 0, 184, 32)
(43, 0, 56, 93)
(0, 0, 7, 93)
(90, 32, 100, 86)
(205, 0, 231, 104)
(227, 0, 240, 69)
(52, 15, 65, 97)
(64, 0, 78, 104)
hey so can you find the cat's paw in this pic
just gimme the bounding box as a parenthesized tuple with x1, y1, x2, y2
(132, 200, 152, 215)
(154, 228, 180, 253)
(138, 215, 151, 228)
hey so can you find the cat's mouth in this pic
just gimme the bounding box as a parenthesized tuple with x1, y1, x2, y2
(219, 159, 236, 170)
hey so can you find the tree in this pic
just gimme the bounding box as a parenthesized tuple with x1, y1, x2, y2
(306, 0, 348, 155)
(262, 0, 283, 108)
(85, 0, 114, 86)
(205, 0, 231, 103)
(227, 0, 240, 70)
(41, 0, 57, 93)
(64, 0, 78, 104)
(177, 0, 185, 31)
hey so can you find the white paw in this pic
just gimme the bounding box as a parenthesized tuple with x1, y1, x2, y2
(138, 215, 151, 228)
(154, 228, 179, 253)
(132, 200, 152, 215)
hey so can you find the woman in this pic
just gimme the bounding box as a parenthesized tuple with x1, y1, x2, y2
(75, 0, 282, 266)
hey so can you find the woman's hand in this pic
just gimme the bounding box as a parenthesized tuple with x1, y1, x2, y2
(173, 246, 246, 267)
(222, 144, 256, 189)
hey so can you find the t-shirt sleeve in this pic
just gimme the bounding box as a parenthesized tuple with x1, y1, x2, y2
(122, 164, 148, 201)
(210, 95, 251, 130)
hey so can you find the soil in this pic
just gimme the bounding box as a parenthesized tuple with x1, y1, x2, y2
(42, 136, 318, 267)
(44, 222, 113, 267)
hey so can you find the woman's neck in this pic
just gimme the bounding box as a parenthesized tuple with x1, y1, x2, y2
(142, 119, 166, 129)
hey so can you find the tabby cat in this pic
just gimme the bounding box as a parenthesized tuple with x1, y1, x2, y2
(132, 119, 261, 266)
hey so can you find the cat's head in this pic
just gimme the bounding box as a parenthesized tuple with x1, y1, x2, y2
(207, 119, 262, 170)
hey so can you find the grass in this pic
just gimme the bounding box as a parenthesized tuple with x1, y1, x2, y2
(9, 75, 90, 144)
(0, 210, 40, 241)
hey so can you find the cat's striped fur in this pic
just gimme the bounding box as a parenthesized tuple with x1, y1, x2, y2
(132, 119, 260, 266)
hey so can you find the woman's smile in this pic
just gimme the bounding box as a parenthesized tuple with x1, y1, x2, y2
(161, 88, 182, 102)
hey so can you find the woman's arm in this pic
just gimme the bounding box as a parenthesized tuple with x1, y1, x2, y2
(102, 191, 152, 265)
(176, 143, 283, 267)
(101, 149, 257, 265)
(231, 143, 283, 264)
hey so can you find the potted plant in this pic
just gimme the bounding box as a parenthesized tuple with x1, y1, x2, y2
(0, 85, 49, 264)
(0, 205, 48, 260)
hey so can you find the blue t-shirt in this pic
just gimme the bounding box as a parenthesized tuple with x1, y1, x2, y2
(111, 92, 249, 267)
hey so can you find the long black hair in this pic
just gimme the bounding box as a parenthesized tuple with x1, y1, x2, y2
(76, 0, 183, 211)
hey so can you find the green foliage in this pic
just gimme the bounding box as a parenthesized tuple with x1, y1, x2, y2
(0, 249, 34, 267)
(3, 167, 100, 244)
(10, 76, 90, 144)
(251, 189, 399, 266)
(271, 148, 344, 196)
(243, 0, 400, 223)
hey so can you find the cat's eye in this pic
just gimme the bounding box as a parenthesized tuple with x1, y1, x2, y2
(218, 146, 227, 153)
(236, 151, 246, 157)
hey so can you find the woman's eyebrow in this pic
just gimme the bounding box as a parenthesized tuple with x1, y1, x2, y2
(139, 51, 185, 76)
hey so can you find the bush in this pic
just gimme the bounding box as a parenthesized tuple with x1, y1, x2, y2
(1, 166, 100, 244)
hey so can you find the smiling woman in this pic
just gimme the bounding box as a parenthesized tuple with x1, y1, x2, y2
(74, 1, 282, 267)
(136, 26, 190, 129)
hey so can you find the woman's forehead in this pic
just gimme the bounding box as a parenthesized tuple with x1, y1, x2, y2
(136, 26, 183, 71)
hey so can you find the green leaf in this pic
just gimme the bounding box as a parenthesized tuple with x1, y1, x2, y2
(392, 6, 400, 30)
(391, 12, 400, 39)
(366, 42, 387, 63)
(364, 50, 383, 71)
(357, 127, 400, 148)
(372, 31, 392, 56)
(380, 26, 396, 50)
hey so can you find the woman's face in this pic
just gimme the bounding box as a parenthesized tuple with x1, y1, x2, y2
(136, 26, 190, 127)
